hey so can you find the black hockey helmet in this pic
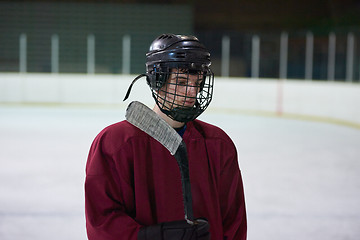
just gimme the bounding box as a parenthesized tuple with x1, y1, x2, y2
(123, 34, 214, 123)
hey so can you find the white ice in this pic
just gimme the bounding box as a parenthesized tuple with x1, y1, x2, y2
(0, 105, 359, 240)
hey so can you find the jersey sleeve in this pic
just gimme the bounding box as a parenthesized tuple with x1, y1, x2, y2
(84, 130, 141, 240)
(219, 140, 247, 240)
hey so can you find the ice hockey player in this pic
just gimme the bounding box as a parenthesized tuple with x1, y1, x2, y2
(85, 33, 247, 240)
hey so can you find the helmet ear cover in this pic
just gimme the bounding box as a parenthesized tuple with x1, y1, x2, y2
(146, 65, 169, 90)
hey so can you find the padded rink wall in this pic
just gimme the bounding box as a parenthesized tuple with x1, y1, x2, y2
(1, 73, 360, 127)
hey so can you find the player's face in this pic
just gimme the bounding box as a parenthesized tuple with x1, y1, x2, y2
(158, 68, 203, 110)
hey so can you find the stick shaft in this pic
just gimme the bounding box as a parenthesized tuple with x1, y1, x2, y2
(174, 142, 194, 222)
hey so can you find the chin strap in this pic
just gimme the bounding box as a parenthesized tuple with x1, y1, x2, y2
(123, 73, 148, 101)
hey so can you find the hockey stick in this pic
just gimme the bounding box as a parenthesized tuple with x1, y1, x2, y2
(126, 101, 194, 224)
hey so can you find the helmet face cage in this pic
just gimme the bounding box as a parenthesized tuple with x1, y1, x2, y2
(150, 65, 214, 123)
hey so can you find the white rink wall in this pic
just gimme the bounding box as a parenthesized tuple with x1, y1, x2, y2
(1, 73, 360, 126)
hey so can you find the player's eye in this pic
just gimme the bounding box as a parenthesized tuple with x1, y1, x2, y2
(177, 78, 187, 86)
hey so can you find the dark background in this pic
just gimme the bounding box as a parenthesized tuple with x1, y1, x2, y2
(14, 0, 359, 31)
(1, 0, 359, 80)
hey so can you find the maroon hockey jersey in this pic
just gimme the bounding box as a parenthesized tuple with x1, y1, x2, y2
(85, 119, 247, 240)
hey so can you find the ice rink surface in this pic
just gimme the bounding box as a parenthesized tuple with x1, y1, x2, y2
(1, 104, 360, 240)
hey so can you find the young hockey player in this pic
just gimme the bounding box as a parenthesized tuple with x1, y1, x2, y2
(85, 34, 247, 240)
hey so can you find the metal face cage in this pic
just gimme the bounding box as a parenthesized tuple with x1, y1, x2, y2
(151, 66, 214, 123)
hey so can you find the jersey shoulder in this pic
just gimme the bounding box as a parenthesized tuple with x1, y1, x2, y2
(190, 119, 233, 143)
(93, 120, 149, 150)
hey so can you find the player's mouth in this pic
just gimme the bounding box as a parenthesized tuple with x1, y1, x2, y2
(184, 100, 195, 106)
